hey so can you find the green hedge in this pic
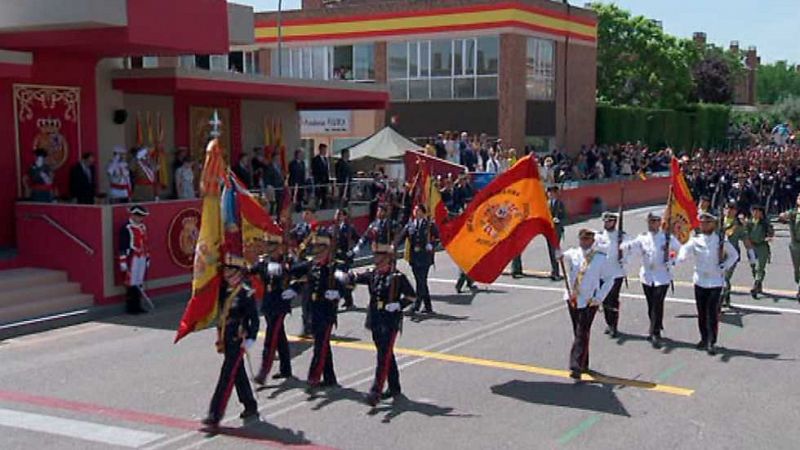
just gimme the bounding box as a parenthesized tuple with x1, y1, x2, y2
(596, 104, 731, 150)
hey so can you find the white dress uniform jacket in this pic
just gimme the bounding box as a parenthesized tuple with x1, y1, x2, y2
(676, 233, 738, 288)
(624, 231, 682, 287)
(562, 248, 616, 309)
(594, 230, 629, 280)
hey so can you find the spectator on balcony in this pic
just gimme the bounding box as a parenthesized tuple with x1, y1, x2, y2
(69, 152, 96, 204)
(175, 158, 196, 200)
(311, 143, 332, 209)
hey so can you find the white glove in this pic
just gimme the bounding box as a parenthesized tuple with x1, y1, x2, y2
(243, 339, 255, 350)
(267, 262, 282, 277)
(747, 249, 757, 265)
(334, 270, 349, 284)
(281, 289, 297, 301)
(553, 218, 561, 224)
(426, 243, 433, 252)
(385, 303, 401, 313)
(119, 262, 128, 272)
(146, 258, 151, 269)
(352, 245, 361, 255)
(324, 290, 340, 301)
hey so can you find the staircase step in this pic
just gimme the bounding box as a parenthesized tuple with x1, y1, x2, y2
(0, 268, 66, 292)
(0, 294, 94, 326)
(0, 282, 81, 307)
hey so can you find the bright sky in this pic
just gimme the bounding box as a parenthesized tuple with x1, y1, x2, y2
(235, 0, 799, 64)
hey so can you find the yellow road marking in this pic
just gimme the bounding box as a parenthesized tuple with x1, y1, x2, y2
(257, 333, 694, 397)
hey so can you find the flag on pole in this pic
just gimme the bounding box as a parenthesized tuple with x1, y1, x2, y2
(175, 138, 228, 343)
(437, 155, 556, 284)
(665, 156, 699, 244)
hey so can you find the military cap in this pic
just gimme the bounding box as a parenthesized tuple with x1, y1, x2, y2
(264, 234, 283, 244)
(222, 254, 248, 269)
(128, 204, 149, 216)
(602, 211, 620, 221)
(578, 228, 596, 238)
(698, 211, 718, 222)
(750, 204, 765, 212)
(647, 211, 662, 220)
(372, 243, 394, 254)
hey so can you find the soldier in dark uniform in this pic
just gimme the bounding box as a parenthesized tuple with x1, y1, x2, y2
(291, 230, 348, 389)
(354, 204, 394, 256)
(202, 256, 260, 428)
(330, 209, 360, 309)
(351, 243, 416, 406)
(252, 234, 295, 385)
(291, 209, 316, 335)
(394, 204, 439, 314)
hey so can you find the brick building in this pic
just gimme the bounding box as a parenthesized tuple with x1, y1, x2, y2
(247, 0, 598, 153)
(693, 32, 759, 106)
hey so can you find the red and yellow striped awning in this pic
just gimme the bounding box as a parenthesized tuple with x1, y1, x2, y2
(255, 2, 597, 45)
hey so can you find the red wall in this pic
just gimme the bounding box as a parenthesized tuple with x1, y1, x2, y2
(15, 203, 105, 300)
(561, 176, 670, 218)
(0, 52, 99, 246)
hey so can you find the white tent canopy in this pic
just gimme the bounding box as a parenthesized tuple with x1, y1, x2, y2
(346, 126, 423, 164)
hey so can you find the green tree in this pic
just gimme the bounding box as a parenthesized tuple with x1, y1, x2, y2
(691, 47, 744, 104)
(589, 2, 696, 108)
(758, 61, 800, 104)
(769, 95, 800, 125)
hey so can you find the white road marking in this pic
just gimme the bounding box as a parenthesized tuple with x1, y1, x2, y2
(0, 407, 164, 448)
(429, 278, 800, 315)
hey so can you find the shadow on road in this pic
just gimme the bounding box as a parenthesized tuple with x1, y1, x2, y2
(368, 393, 474, 423)
(201, 420, 314, 446)
(408, 311, 470, 323)
(490, 380, 631, 417)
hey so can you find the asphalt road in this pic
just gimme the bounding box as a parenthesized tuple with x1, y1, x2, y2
(1, 206, 799, 450)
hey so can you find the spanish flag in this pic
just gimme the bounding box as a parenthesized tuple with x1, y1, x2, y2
(665, 157, 699, 244)
(175, 139, 227, 343)
(439, 155, 556, 283)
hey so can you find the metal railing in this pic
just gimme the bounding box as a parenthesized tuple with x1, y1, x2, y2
(23, 213, 95, 256)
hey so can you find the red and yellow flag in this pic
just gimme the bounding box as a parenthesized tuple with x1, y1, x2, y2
(438, 155, 556, 283)
(665, 157, 699, 244)
(174, 139, 227, 343)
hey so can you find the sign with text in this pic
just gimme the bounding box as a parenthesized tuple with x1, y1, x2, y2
(300, 110, 351, 135)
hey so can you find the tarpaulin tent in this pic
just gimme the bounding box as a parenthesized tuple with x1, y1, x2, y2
(346, 126, 422, 176)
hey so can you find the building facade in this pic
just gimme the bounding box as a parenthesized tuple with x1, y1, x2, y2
(249, 0, 598, 153)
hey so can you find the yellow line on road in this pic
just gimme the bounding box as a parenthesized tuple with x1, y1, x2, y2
(264, 334, 694, 397)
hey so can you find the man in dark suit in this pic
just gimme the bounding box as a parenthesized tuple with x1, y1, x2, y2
(335, 148, 353, 206)
(69, 152, 96, 204)
(311, 143, 331, 209)
(288, 149, 307, 212)
(232, 153, 253, 188)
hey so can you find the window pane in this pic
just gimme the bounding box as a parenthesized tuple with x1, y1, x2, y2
(302, 48, 313, 79)
(142, 56, 158, 68)
(477, 76, 498, 98)
(430, 39, 451, 77)
(179, 55, 196, 69)
(353, 43, 374, 80)
(388, 42, 407, 79)
(228, 51, 243, 73)
(465, 39, 476, 75)
(454, 77, 475, 99)
(389, 80, 408, 100)
(420, 41, 429, 77)
(409, 42, 419, 78)
(431, 78, 452, 99)
(453, 40, 463, 76)
(332, 46, 353, 80)
(409, 79, 429, 100)
(196, 55, 210, 70)
(311, 47, 327, 80)
(292, 50, 301, 78)
(477, 36, 499, 75)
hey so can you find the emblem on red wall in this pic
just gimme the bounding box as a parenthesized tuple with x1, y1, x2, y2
(13, 84, 81, 196)
(167, 208, 202, 269)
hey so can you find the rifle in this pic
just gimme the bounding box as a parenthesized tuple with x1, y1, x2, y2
(764, 177, 777, 218)
(717, 208, 726, 265)
(559, 251, 574, 307)
(618, 185, 628, 288)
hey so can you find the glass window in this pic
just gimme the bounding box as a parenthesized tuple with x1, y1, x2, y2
(332, 46, 353, 80)
(477, 36, 499, 75)
(409, 79, 429, 100)
(210, 54, 228, 71)
(454, 77, 475, 99)
(409, 42, 419, 78)
(466, 39, 476, 76)
(228, 51, 244, 73)
(388, 42, 407, 79)
(195, 55, 210, 70)
(142, 56, 158, 68)
(431, 78, 452, 100)
(477, 76, 498, 98)
(526, 38, 555, 100)
(353, 44, 374, 80)
(430, 39, 451, 77)
(389, 80, 408, 100)
(179, 55, 196, 69)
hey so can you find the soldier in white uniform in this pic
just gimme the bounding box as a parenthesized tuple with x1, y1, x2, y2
(594, 212, 628, 337)
(560, 228, 616, 380)
(623, 212, 682, 348)
(676, 212, 738, 355)
(106, 145, 131, 203)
